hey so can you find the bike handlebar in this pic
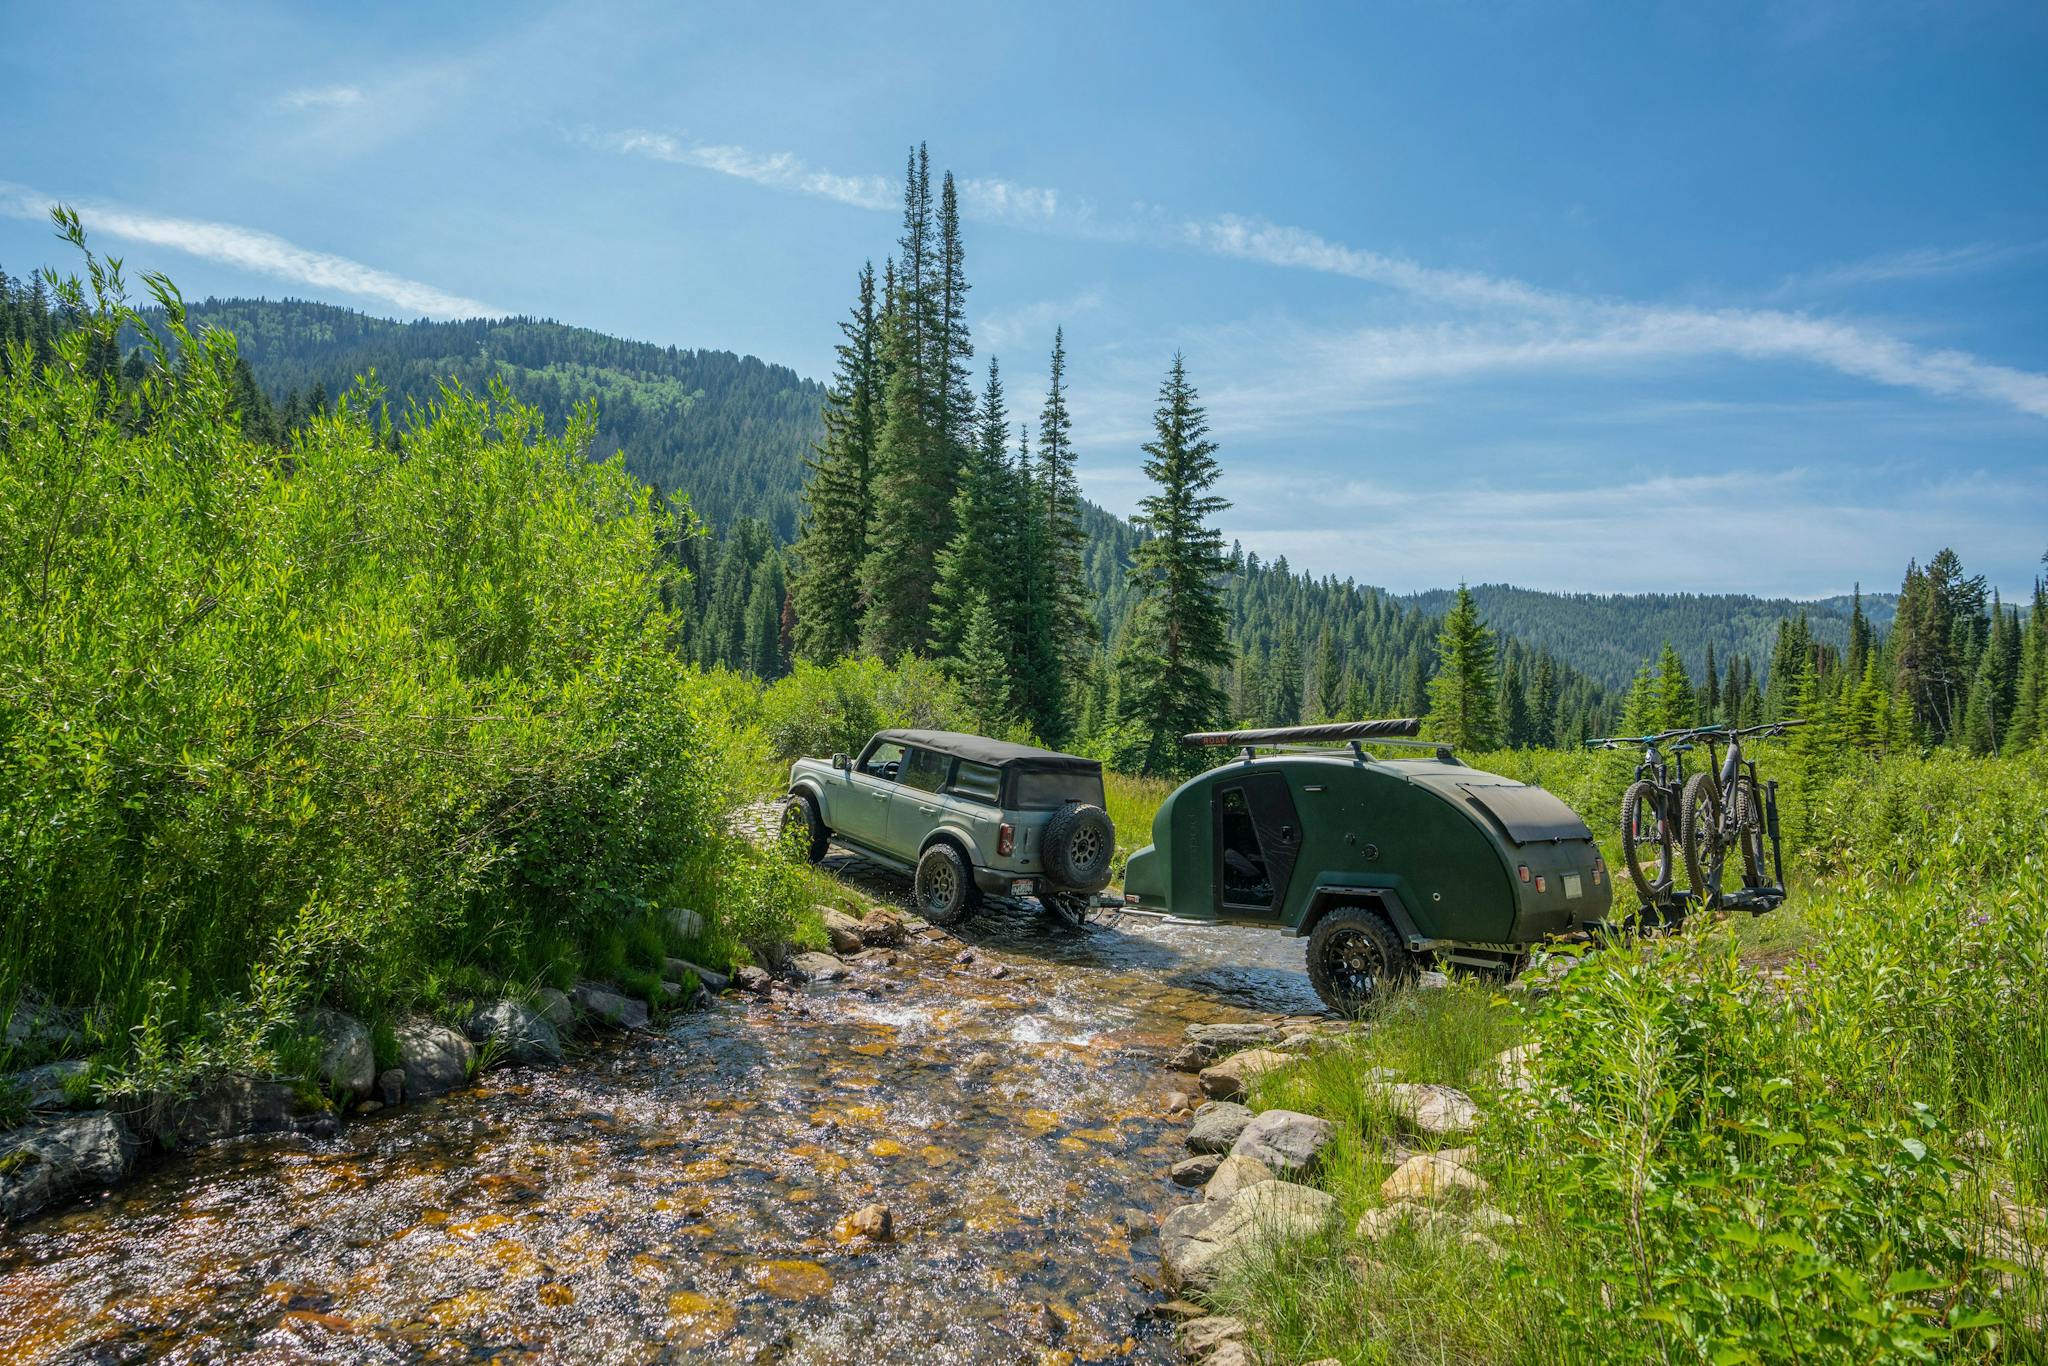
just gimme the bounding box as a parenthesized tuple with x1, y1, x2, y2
(1587, 718, 1805, 750)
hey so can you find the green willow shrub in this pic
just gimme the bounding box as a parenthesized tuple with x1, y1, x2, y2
(757, 654, 976, 763)
(0, 226, 760, 1090)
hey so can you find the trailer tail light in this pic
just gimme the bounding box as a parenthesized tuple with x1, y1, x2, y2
(1518, 864, 1530, 883)
(1534, 874, 1547, 894)
(997, 822, 1015, 857)
(1591, 856, 1605, 886)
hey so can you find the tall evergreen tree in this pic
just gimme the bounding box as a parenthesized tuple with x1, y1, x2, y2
(791, 262, 880, 662)
(1116, 354, 1233, 775)
(935, 172, 974, 450)
(1032, 327, 1089, 740)
(1497, 653, 1533, 748)
(930, 359, 1012, 661)
(1427, 585, 1499, 750)
(859, 151, 957, 657)
(1268, 628, 1305, 727)
(1654, 641, 1696, 729)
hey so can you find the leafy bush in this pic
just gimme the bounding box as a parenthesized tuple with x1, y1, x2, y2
(756, 654, 976, 763)
(0, 228, 777, 1094)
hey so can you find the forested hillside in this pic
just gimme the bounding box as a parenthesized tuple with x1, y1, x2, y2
(147, 298, 829, 540)
(1401, 583, 1900, 690)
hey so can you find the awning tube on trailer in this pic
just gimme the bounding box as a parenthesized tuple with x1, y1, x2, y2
(1180, 718, 1423, 747)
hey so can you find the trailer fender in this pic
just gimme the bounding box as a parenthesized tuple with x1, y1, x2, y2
(1298, 885, 1433, 951)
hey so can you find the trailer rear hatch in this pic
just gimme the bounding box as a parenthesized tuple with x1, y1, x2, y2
(1454, 782, 1592, 845)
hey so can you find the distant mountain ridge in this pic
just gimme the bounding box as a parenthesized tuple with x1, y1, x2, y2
(1399, 584, 1900, 689)
(179, 296, 1866, 700)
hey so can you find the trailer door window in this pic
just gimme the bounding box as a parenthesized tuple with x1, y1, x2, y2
(1218, 787, 1274, 909)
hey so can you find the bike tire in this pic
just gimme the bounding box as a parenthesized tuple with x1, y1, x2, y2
(1730, 775, 1767, 888)
(1619, 779, 1670, 910)
(1678, 772, 1725, 910)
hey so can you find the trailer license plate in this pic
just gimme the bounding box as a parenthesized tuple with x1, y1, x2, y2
(1563, 873, 1583, 900)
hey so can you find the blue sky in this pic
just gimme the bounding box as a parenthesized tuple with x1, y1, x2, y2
(5, 1, 2044, 599)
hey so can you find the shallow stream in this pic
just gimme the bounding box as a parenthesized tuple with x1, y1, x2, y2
(0, 857, 1325, 1364)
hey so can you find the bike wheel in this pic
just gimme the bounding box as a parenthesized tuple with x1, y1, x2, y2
(1619, 779, 1671, 910)
(1730, 775, 1767, 888)
(1678, 773, 1725, 909)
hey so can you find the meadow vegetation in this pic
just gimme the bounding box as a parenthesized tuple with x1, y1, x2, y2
(0, 230, 811, 1102)
(1209, 747, 2048, 1364)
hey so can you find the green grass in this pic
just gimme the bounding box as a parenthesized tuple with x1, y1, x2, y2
(1104, 771, 1174, 880)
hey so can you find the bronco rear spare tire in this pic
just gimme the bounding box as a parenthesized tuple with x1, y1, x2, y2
(1042, 802, 1114, 892)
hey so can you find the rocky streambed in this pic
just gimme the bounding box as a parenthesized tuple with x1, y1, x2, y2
(0, 853, 1334, 1364)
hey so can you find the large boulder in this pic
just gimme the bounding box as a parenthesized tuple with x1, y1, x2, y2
(1197, 1047, 1294, 1101)
(394, 1020, 474, 1099)
(1160, 1180, 1337, 1294)
(9, 1059, 89, 1112)
(0, 1111, 137, 1221)
(1170, 1154, 1223, 1188)
(1177, 1315, 1248, 1360)
(1169, 1022, 1283, 1072)
(572, 983, 650, 1031)
(787, 951, 848, 984)
(665, 958, 730, 993)
(533, 988, 574, 1029)
(666, 907, 706, 941)
(819, 908, 867, 955)
(1230, 1109, 1336, 1180)
(858, 911, 905, 947)
(1370, 1082, 1480, 1136)
(161, 1076, 313, 1148)
(1380, 1151, 1489, 1203)
(308, 1008, 375, 1098)
(466, 1000, 564, 1066)
(1185, 1101, 1255, 1155)
(1202, 1154, 1275, 1202)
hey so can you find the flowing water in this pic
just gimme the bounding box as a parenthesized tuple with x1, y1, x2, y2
(0, 858, 1326, 1364)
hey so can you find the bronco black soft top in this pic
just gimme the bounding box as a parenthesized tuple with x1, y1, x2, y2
(870, 729, 1100, 772)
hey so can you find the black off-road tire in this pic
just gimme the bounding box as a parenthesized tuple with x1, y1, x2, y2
(913, 842, 979, 926)
(1305, 904, 1415, 1016)
(780, 793, 829, 864)
(1678, 773, 1725, 910)
(1619, 778, 1670, 911)
(1042, 802, 1115, 893)
(1730, 775, 1767, 889)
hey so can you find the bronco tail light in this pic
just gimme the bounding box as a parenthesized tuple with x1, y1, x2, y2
(997, 822, 1015, 857)
(1517, 864, 1530, 883)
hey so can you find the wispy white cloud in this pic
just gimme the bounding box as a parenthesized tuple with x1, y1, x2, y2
(0, 182, 499, 320)
(276, 84, 364, 111)
(976, 288, 1103, 353)
(1778, 240, 2046, 293)
(601, 130, 894, 211)
(588, 130, 2048, 423)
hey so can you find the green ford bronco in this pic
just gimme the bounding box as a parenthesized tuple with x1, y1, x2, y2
(782, 729, 1117, 925)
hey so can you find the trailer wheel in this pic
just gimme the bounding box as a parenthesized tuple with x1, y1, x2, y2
(1306, 904, 1415, 1016)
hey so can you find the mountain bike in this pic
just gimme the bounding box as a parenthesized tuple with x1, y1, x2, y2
(1587, 727, 1699, 914)
(1678, 720, 1803, 911)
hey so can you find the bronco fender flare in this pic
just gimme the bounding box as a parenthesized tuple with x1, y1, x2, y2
(920, 823, 987, 869)
(1297, 885, 1437, 952)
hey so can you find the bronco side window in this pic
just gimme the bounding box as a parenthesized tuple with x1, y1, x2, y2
(899, 747, 950, 794)
(945, 760, 1002, 805)
(860, 741, 905, 781)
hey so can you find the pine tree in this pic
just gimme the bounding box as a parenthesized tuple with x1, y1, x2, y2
(1116, 353, 1233, 775)
(954, 590, 1016, 732)
(1531, 653, 1561, 746)
(791, 262, 880, 662)
(1268, 628, 1305, 726)
(2006, 574, 2047, 754)
(743, 552, 788, 679)
(1426, 585, 1499, 750)
(1497, 653, 1533, 748)
(929, 358, 1008, 661)
(1702, 641, 1719, 724)
(935, 173, 974, 451)
(1960, 598, 2015, 755)
(1312, 626, 1343, 722)
(1654, 641, 1696, 729)
(859, 152, 956, 657)
(1032, 327, 1089, 740)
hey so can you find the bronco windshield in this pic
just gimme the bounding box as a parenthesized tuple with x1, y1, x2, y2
(1009, 766, 1105, 810)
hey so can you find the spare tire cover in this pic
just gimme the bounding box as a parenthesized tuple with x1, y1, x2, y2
(1042, 802, 1115, 891)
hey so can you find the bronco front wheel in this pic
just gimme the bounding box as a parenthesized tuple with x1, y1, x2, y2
(780, 793, 829, 863)
(1305, 905, 1414, 1016)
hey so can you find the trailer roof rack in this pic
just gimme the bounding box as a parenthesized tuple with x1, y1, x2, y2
(1181, 718, 1423, 747)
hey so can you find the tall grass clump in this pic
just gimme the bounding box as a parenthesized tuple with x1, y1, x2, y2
(0, 223, 786, 1093)
(1215, 749, 2047, 1364)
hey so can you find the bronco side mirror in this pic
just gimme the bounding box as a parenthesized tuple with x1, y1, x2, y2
(832, 752, 850, 771)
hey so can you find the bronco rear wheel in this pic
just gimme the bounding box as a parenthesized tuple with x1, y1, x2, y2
(1306, 904, 1415, 1016)
(913, 842, 979, 926)
(780, 793, 829, 863)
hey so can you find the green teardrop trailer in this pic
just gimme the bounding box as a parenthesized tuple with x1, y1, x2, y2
(1118, 719, 1614, 1013)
